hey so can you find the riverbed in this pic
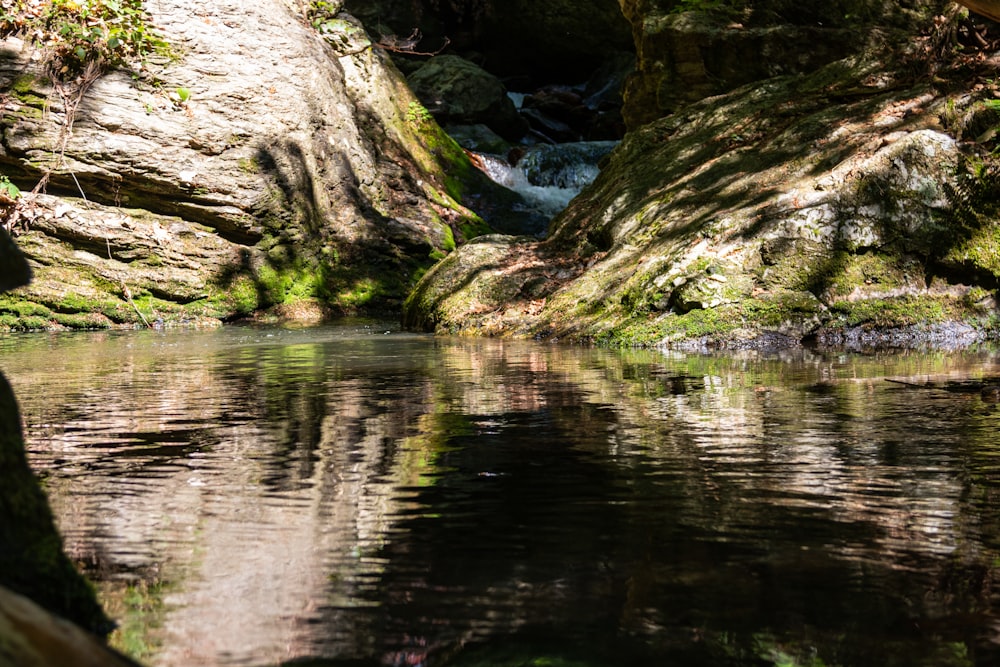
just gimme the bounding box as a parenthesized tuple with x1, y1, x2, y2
(2, 323, 1000, 666)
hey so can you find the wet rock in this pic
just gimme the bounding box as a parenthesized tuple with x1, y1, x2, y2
(407, 55, 528, 141)
(445, 123, 511, 154)
(516, 141, 618, 190)
(518, 55, 633, 143)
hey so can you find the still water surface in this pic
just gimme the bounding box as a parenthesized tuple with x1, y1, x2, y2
(3, 323, 1000, 666)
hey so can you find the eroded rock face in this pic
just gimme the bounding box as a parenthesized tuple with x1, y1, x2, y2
(0, 0, 489, 327)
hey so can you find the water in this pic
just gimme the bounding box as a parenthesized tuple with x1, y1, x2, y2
(472, 141, 616, 219)
(3, 324, 1000, 666)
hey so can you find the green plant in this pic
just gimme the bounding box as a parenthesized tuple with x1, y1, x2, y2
(944, 155, 1000, 244)
(306, 0, 339, 32)
(0, 0, 171, 77)
(0, 174, 21, 200)
(406, 101, 433, 127)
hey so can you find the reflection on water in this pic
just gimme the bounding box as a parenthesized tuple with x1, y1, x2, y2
(3, 324, 1000, 666)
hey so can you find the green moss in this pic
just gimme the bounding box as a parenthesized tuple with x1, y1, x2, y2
(237, 157, 260, 175)
(741, 292, 824, 326)
(0, 299, 52, 318)
(458, 216, 493, 241)
(335, 276, 385, 309)
(256, 262, 324, 303)
(9, 74, 49, 110)
(598, 304, 744, 346)
(215, 273, 261, 315)
(50, 312, 112, 329)
(944, 222, 1000, 279)
(825, 252, 917, 297)
(142, 253, 164, 267)
(13, 315, 50, 330)
(828, 295, 949, 327)
(442, 225, 456, 252)
(54, 293, 136, 324)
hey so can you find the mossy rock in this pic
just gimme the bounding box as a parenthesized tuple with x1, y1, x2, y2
(0, 372, 112, 635)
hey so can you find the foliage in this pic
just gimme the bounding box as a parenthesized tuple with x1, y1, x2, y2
(406, 100, 433, 128)
(0, 0, 170, 78)
(0, 174, 21, 229)
(0, 174, 21, 200)
(306, 0, 339, 32)
(943, 155, 1000, 249)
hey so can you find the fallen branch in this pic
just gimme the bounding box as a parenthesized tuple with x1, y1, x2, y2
(377, 29, 450, 56)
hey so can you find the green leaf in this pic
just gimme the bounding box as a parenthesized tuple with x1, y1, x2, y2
(0, 176, 21, 200)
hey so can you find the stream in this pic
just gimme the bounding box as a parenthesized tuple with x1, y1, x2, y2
(470, 141, 617, 220)
(2, 323, 1000, 666)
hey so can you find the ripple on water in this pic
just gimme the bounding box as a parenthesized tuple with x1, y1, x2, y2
(3, 329, 1000, 666)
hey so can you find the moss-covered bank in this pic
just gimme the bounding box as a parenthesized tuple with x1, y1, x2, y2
(404, 8, 1000, 349)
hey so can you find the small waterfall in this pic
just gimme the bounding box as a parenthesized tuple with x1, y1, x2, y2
(469, 141, 617, 221)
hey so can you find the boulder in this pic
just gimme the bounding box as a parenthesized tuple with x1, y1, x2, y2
(407, 55, 528, 141)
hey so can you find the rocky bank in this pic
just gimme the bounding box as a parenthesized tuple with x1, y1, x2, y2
(404, 0, 1000, 349)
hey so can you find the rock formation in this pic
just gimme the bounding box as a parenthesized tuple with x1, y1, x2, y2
(0, 0, 501, 328)
(404, 1, 1000, 349)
